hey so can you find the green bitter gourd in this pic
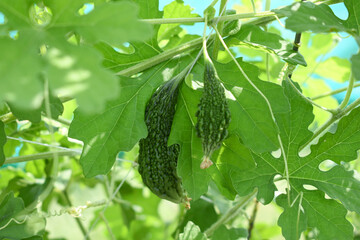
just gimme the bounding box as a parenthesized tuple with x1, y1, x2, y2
(138, 76, 188, 205)
(195, 57, 231, 169)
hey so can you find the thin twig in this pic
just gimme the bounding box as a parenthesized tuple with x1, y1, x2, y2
(4, 150, 80, 164)
(248, 200, 259, 239)
(312, 82, 360, 100)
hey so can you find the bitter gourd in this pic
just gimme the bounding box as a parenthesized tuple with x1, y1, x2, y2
(195, 59, 231, 169)
(138, 77, 186, 204)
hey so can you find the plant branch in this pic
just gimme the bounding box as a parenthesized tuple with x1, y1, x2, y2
(204, 189, 257, 237)
(248, 200, 259, 239)
(115, 0, 342, 79)
(116, 37, 206, 77)
(312, 82, 360, 100)
(299, 114, 339, 151)
(212, 0, 228, 60)
(4, 149, 80, 164)
(338, 73, 355, 109)
(286, 74, 336, 114)
(140, 11, 276, 25)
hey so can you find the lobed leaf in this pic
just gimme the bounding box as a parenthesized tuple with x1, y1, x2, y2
(0, 0, 152, 113)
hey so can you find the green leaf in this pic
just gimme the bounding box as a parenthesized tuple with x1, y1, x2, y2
(45, 1, 152, 45)
(0, 120, 5, 166)
(0, 192, 45, 239)
(7, 103, 41, 123)
(0, 0, 34, 29)
(78, 2, 152, 45)
(128, 0, 163, 49)
(96, 41, 160, 73)
(277, 193, 307, 240)
(169, 83, 211, 200)
(273, 2, 346, 33)
(179, 221, 207, 240)
(230, 80, 359, 238)
(69, 59, 185, 177)
(96, 0, 163, 73)
(344, 0, 360, 36)
(158, 1, 199, 42)
(226, 24, 307, 66)
(280, 189, 353, 240)
(215, 59, 289, 153)
(7, 90, 63, 123)
(0, 1, 152, 113)
(41, 93, 64, 120)
(210, 135, 256, 200)
(211, 225, 248, 240)
(178, 199, 218, 233)
(295, 106, 360, 214)
(45, 42, 119, 113)
(0, 37, 43, 111)
(351, 53, 360, 80)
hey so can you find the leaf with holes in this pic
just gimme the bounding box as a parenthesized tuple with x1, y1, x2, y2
(228, 79, 360, 238)
(215, 59, 289, 154)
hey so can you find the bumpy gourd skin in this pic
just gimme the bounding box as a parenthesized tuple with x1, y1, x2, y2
(138, 79, 185, 203)
(195, 60, 231, 169)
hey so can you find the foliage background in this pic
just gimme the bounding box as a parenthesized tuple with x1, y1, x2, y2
(0, 0, 359, 239)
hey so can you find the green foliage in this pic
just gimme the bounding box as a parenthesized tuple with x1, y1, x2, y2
(0, 0, 359, 239)
(0, 192, 46, 239)
(0, 0, 151, 113)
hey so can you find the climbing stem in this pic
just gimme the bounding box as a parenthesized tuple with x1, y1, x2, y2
(312, 82, 360, 100)
(212, 0, 228, 60)
(285, 74, 337, 114)
(116, 37, 205, 77)
(4, 150, 80, 164)
(338, 73, 355, 109)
